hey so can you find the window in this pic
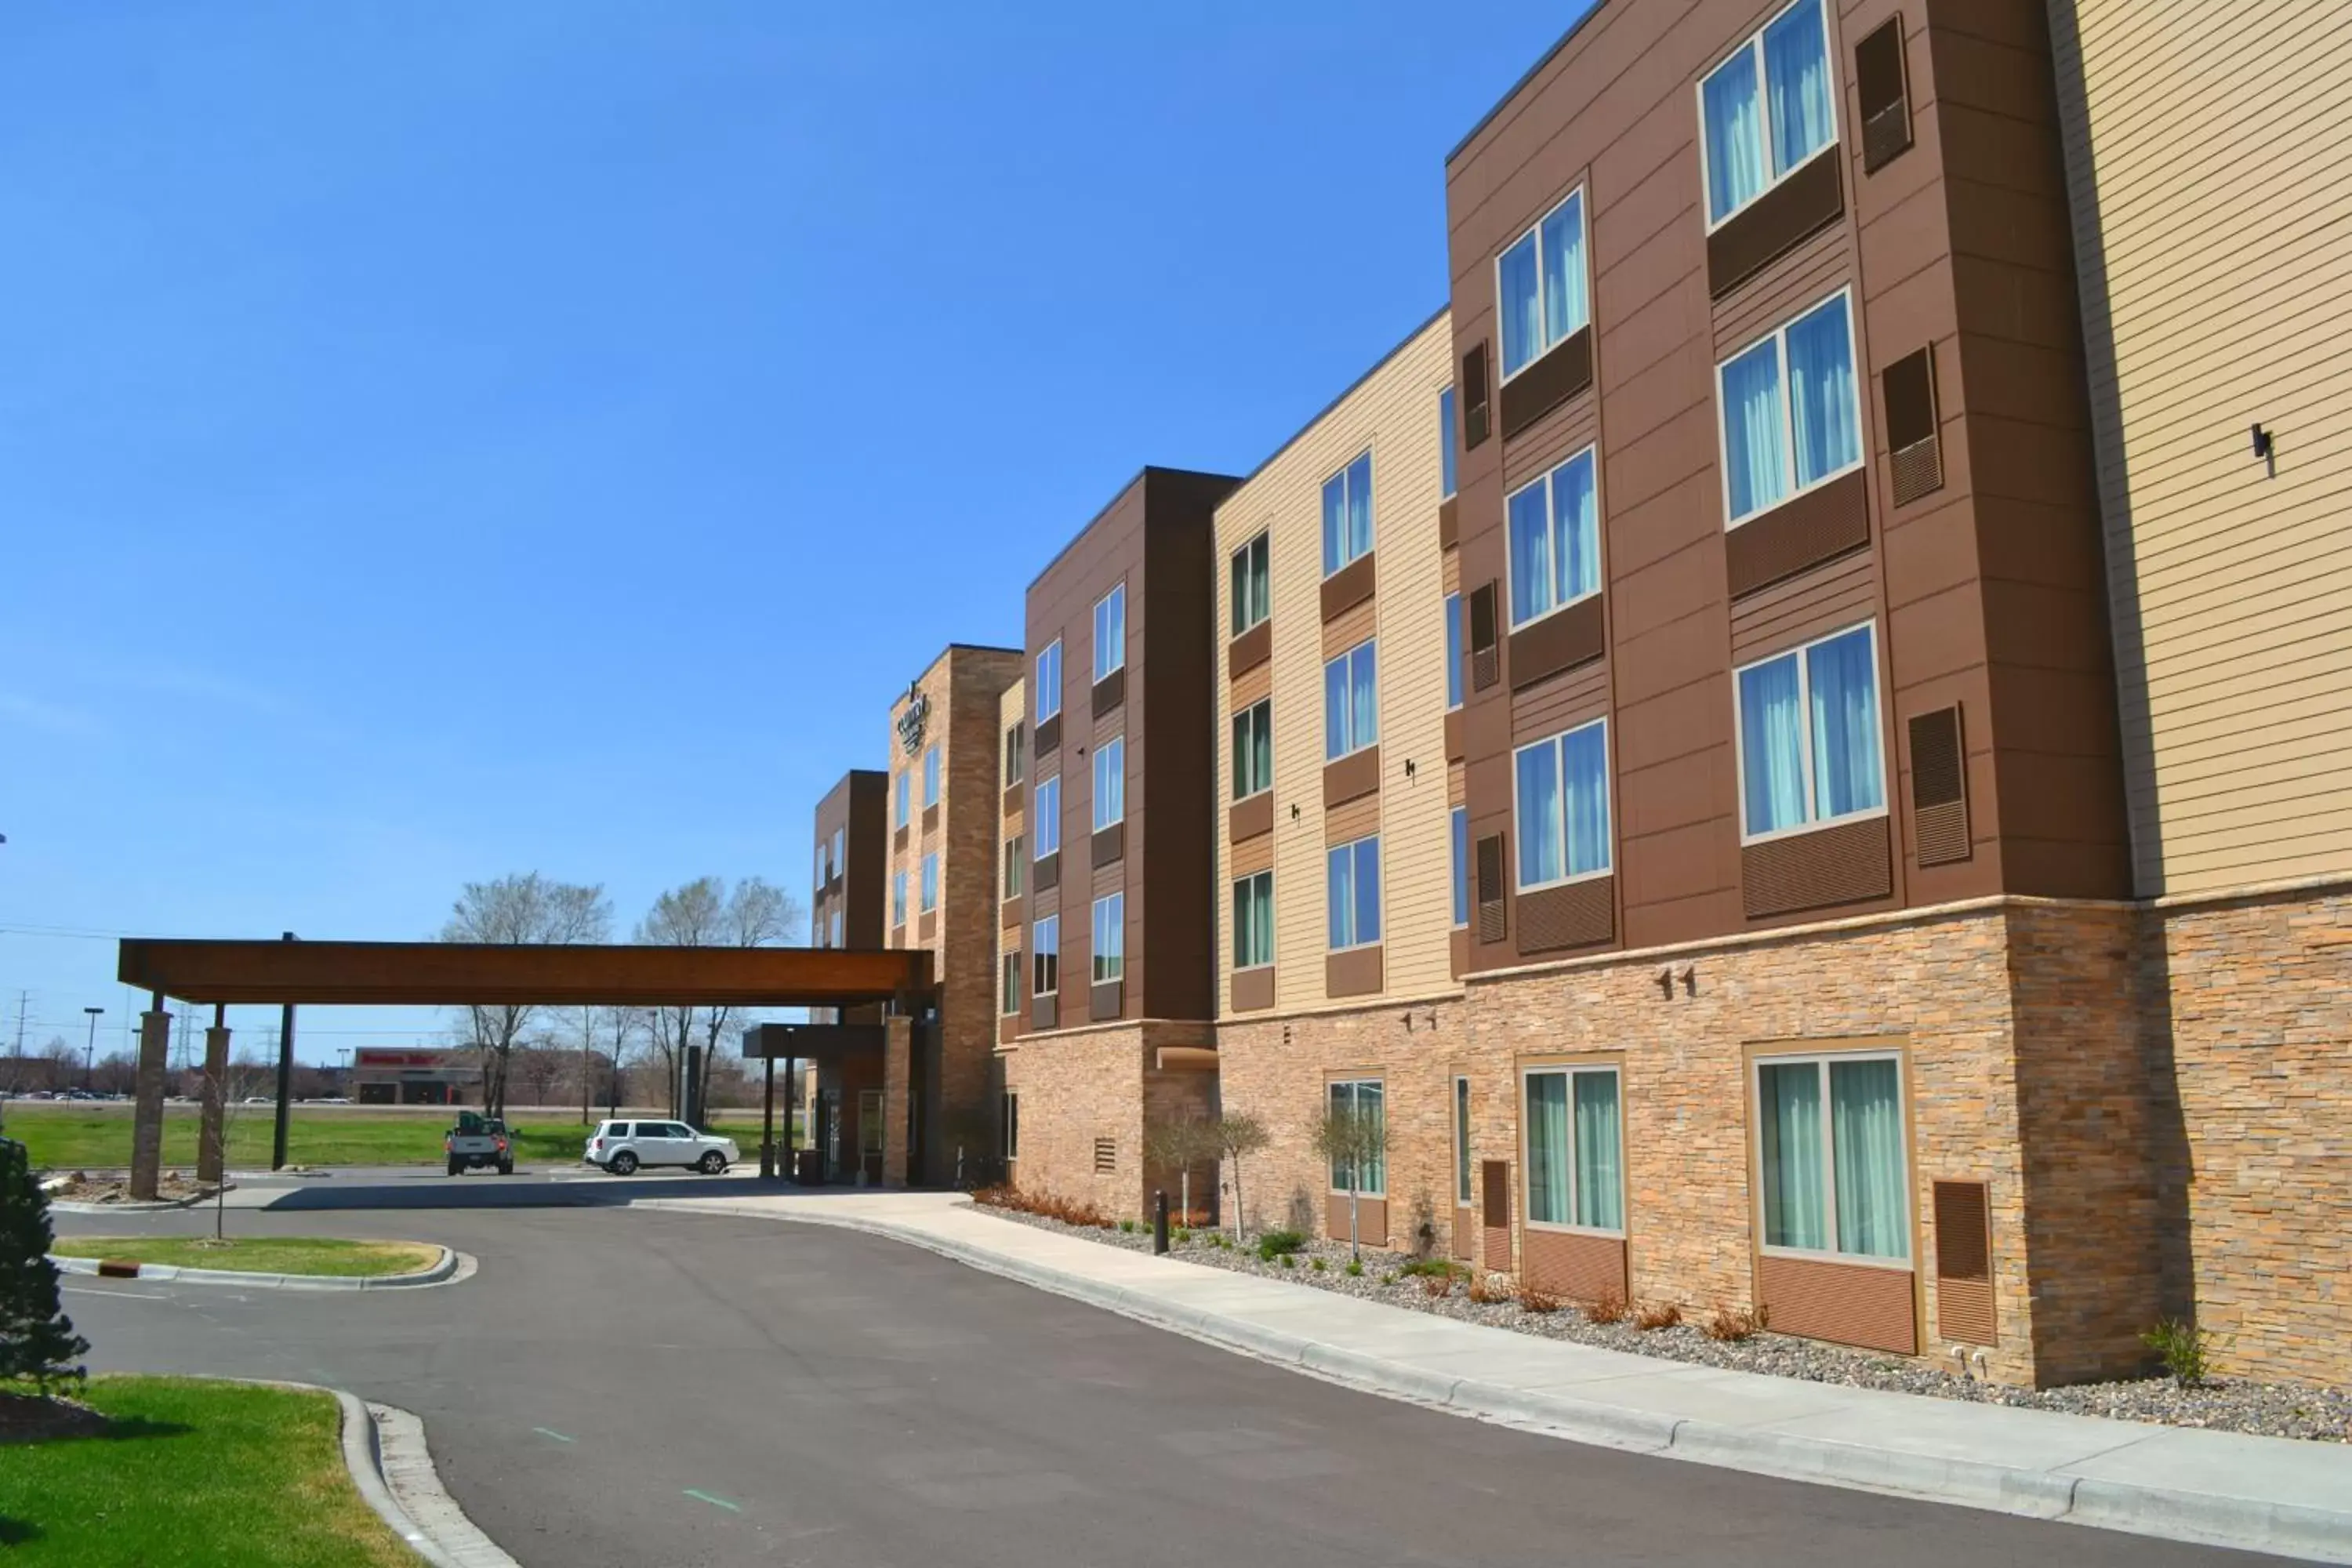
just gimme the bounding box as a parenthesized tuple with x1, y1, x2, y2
(829, 909, 842, 947)
(1035, 641, 1063, 721)
(1514, 719, 1613, 890)
(1004, 723, 1026, 785)
(922, 744, 941, 808)
(1736, 622, 1885, 839)
(1454, 1076, 1472, 1206)
(1034, 776, 1062, 856)
(1323, 640, 1377, 761)
(811, 904, 825, 946)
(891, 869, 908, 928)
(1033, 915, 1060, 995)
(1327, 1079, 1385, 1196)
(1233, 870, 1273, 970)
(1092, 737, 1124, 830)
(1755, 1051, 1909, 1261)
(1003, 835, 1025, 899)
(892, 768, 909, 829)
(1524, 1065, 1624, 1232)
(1091, 893, 1124, 983)
(1444, 592, 1464, 710)
(1700, 0, 1838, 228)
(920, 851, 938, 913)
(1002, 1091, 1019, 1160)
(1718, 291, 1861, 525)
(1439, 387, 1458, 500)
(1232, 699, 1272, 800)
(1450, 807, 1470, 927)
(1230, 532, 1270, 637)
(1319, 452, 1374, 576)
(1326, 835, 1381, 950)
(1000, 951, 1021, 1016)
(1092, 584, 1126, 681)
(1506, 447, 1601, 628)
(1497, 189, 1590, 379)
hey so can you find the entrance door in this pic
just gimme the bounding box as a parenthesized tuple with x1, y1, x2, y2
(819, 1091, 842, 1180)
(858, 1090, 884, 1185)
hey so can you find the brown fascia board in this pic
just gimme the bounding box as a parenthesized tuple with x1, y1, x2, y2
(1024, 465, 1242, 595)
(1446, 0, 1621, 166)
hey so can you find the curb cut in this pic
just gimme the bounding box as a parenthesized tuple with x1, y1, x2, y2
(57, 1246, 466, 1291)
(638, 1198, 2352, 1565)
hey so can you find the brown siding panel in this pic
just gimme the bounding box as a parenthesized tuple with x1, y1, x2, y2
(1517, 877, 1616, 954)
(1227, 619, 1271, 680)
(1031, 993, 1058, 1032)
(1444, 708, 1465, 762)
(1468, 581, 1501, 691)
(1326, 1193, 1389, 1248)
(1742, 815, 1893, 918)
(1230, 965, 1275, 1013)
(1908, 706, 1972, 866)
(1033, 851, 1061, 895)
(1507, 593, 1606, 690)
(1461, 340, 1491, 451)
(1480, 1160, 1512, 1272)
(1475, 832, 1508, 944)
(1323, 745, 1381, 809)
(1003, 782, 1023, 819)
(1001, 894, 1022, 932)
(1437, 497, 1460, 551)
(1319, 551, 1377, 622)
(1326, 945, 1383, 998)
(1034, 713, 1062, 761)
(1229, 790, 1273, 844)
(1091, 667, 1125, 719)
(918, 910, 936, 942)
(921, 804, 938, 836)
(1856, 16, 1913, 174)
(1091, 822, 1124, 869)
(1933, 1179, 1996, 1345)
(1726, 469, 1871, 599)
(1090, 979, 1124, 1022)
(1521, 1229, 1627, 1305)
(1707, 151, 1844, 299)
(1759, 1254, 1916, 1355)
(1883, 347, 1943, 506)
(1498, 326, 1593, 441)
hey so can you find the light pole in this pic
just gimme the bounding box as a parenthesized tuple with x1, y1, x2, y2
(82, 1006, 104, 1091)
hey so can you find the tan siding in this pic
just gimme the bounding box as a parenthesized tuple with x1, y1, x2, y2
(2056, 0, 2352, 893)
(1214, 316, 1457, 1014)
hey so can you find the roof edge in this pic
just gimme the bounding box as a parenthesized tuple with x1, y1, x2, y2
(1446, 0, 1613, 166)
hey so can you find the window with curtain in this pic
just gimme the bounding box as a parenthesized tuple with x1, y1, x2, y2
(891, 870, 907, 928)
(1092, 584, 1126, 681)
(1320, 452, 1374, 575)
(1497, 189, 1591, 378)
(1327, 1079, 1386, 1195)
(1719, 292, 1860, 525)
(1002, 836, 1023, 899)
(1514, 719, 1613, 890)
(893, 768, 909, 829)
(1700, 0, 1837, 227)
(1091, 893, 1123, 983)
(1230, 533, 1270, 636)
(922, 744, 941, 808)
(1505, 447, 1602, 627)
(1737, 622, 1883, 837)
(1092, 737, 1124, 830)
(1232, 700, 1272, 799)
(1004, 725, 1025, 785)
(1454, 1076, 1472, 1205)
(1445, 592, 1464, 710)
(1233, 871, 1272, 969)
(1756, 1052, 1907, 1261)
(1524, 1067, 1624, 1231)
(1035, 641, 1063, 720)
(1323, 640, 1378, 760)
(1033, 776, 1062, 855)
(1439, 387, 1458, 499)
(1001, 953, 1021, 1015)
(920, 852, 938, 913)
(1326, 835, 1381, 950)
(1032, 915, 1059, 995)
(1450, 807, 1470, 927)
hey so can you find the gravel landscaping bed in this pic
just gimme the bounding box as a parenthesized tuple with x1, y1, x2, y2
(974, 1202, 2351, 1443)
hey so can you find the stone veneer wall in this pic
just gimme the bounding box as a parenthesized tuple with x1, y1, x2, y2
(1001, 1020, 1215, 1218)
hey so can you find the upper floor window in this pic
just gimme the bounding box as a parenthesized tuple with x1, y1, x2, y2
(1004, 724, 1026, 786)
(892, 769, 909, 829)
(920, 851, 939, 913)
(1033, 914, 1060, 996)
(1438, 387, 1458, 499)
(829, 909, 842, 947)
(1737, 622, 1884, 840)
(1035, 641, 1063, 721)
(1450, 806, 1470, 927)
(1003, 834, 1025, 899)
(830, 826, 844, 874)
(891, 869, 908, 928)
(1232, 699, 1272, 800)
(1515, 718, 1613, 890)
(1326, 835, 1381, 951)
(1320, 452, 1374, 576)
(1507, 446, 1601, 629)
(1033, 775, 1062, 856)
(1092, 737, 1125, 830)
(1497, 189, 1589, 379)
(1323, 640, 1378, 761)
(1444, 592, 1465, 710)
(1233, 870, 1273, 970)
(921, 743, 941, 808)
(1230, 532, 1271, 636)
(1700, 0, 1837, 228)
(1092, 584, 1127, 681)
(1091, 892, 1125, 983)
(1000, 951, 1021, 1016)
(1719, 291, 1861, 526)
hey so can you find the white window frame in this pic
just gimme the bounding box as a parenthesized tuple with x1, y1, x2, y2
(919, 851, 938, 913)
(1732, 620, 1888, 846)
(1230, 531, 1271, 637)
(1323, 638, 1377, 761)
(1004, 723, 1025, 786)
(1326, 833, 1381, 953)
(922, 743, 941, 808)
(1696, 0, 1841, 234)
(1092, 736, 1125, 831)
(1232, 698, 1272, 801)
(892, 768, 909, 829)
(1035, 640, 1063, 721)
(1438, 385, 1458, 501)
(1033, 775, 1062, 857)
(1512, 717, 1614, 893)
(1232, 869, 1274, 972)
(1032, 914, 1060, 996)
(1504, 443, 1603, 631)
(1518, 1062, 1627, 1239)
(1092, 583, 1127, 682)
(1715, 287, 1864, 530)
(1091, 892, 1124, 984)
(1494, 186, 1591, 382)
(1320, 449, 1375, 579)
(1450, 806, 1470, 929)
(891, 869, 908, 929)
(1751, 1046, 1912, 1269)
(1444, 590, 1464, 711)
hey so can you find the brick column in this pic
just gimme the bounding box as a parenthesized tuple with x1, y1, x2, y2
(129, 1007, 172, 1200)
(881, 1016, 913, 1189)
(198, 1025, 232, 1185)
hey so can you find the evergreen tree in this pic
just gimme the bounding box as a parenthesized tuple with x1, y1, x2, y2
(0, 1139, 88, 1395)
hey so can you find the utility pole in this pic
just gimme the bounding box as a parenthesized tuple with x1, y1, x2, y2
(272, 931, 297, 1171)
(12, 989, 26, 1054)
(581, 1006, 593, 1127)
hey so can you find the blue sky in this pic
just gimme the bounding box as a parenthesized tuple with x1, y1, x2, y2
(0, 2, 1577, 1063)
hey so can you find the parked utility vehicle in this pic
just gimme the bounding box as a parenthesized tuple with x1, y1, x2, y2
(445, 1112, 514, 1176)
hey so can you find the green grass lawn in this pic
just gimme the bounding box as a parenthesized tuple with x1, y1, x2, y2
(52, 1236, 443, 1277)
(0, 1375, 412, 1566)
(5, 1105, 802, 1171)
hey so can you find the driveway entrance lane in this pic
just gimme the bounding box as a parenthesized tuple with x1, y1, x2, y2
(61, 1207, 2292, 1568)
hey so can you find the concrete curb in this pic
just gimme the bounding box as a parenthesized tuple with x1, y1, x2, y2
(49, 1185, 234, 1214)
(641, 1198, 2352, 1565)
(57, 1246, 465, 1290)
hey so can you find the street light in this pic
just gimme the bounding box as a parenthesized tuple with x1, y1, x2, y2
(83, 1006, 104, 1091)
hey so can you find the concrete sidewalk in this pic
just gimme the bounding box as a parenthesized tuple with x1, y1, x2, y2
(641, 1189, 2352, 1564)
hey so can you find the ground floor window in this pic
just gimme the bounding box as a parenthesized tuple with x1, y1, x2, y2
(1755, 1051, 1908, 1261)
(1001, 1091, 1019, 1161)
(1327, 1078, 1385, 1196)
(1523, 1065, 1623, 1231)
(1453, 1075, 1472, 1206)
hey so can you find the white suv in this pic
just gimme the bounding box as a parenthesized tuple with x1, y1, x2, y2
(585, 1120, 739, 1176)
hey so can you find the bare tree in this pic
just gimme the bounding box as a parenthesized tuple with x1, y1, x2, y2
(1311, 1103, 1388, 1261)
(1143, 1114, 1223, 1226)
(1213, 1113, 1271, 1241)
(635, 877, 797, 1123)
(440, 873, 612, 1117)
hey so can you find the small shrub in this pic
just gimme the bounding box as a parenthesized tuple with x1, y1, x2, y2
(1420, 1271, 1454, 1298)
(1310, 1256, 1327, 1272)
(1174, 1227, 1191, 1245)
(1117, 1218, 1135, 1234)
(1279, 1254, 1297, 1269)
(1634, 1301, 1682, 1332)
(1515, 1284, 1563, 1314)
(1255, 1229, 1307, 1262)
(1379, 1270, 1396, 1286)
(1466, 1272, 1504, 1305)
(2142, 1318, 2216, 1388)
(1584, 1291, 1629, 1325)
(1345, 1258, 1364, 1278)
(1704, 1304, 1768, 1342)
(1398, 1258, 1464, 1279)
